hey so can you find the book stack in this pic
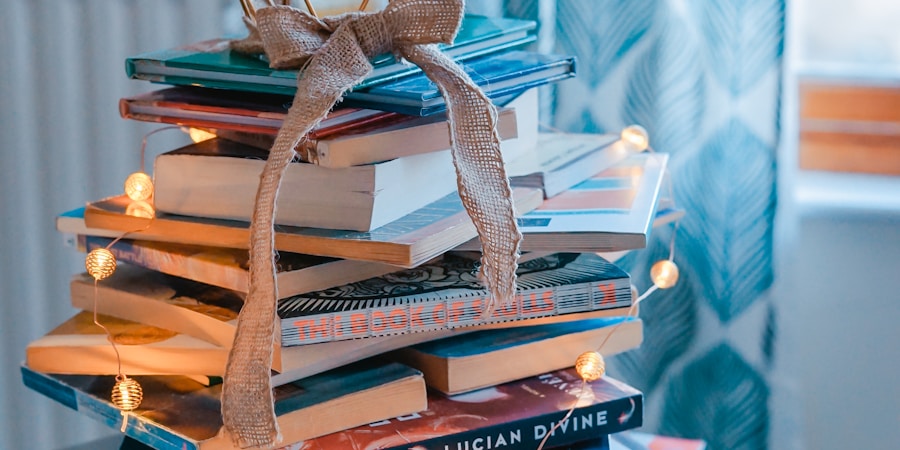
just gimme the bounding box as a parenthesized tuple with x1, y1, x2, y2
(23, 9, 677, 450)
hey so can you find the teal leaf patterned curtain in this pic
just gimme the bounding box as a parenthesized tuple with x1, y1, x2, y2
(470, 1, 784, 449)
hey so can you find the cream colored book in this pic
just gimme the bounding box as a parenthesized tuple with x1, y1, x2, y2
(25, 311, 227, 378)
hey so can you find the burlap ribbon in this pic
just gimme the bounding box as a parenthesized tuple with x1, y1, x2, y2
(223, 1, 522, 447)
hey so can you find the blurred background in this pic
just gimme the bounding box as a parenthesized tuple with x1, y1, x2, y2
(0, 1, 897, 449)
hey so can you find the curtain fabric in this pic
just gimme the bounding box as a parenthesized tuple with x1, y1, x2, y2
(470, 1, 784, 449)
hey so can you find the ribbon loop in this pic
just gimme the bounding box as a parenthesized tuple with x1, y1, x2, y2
(222, 1, 521, 447)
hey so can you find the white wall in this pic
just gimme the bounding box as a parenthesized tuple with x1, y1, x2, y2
(0, 2, 239, 449)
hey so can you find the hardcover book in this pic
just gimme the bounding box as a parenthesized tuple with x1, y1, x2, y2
(125, 15, 537, 95)
(70, 252, 632, 347)
(391, 316, 643, 395)
(77, 235, 397, 299)
(506, 132, 626, 198)
(72, 186, 544, 268)
(340, 50, 577, 116)
(120, 87, 520, 168)
(291, 368, 643, 450)
(457, 152, 669, 253)
(119, 86, 396, 136)
(151, 138, 458, 231)
(22, 359, 427, 450)
(207, 88, 536, 169)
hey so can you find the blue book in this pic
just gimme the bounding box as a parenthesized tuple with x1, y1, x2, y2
(22, 359, 426, 450)
(342, 50, 577, 115)
(125, 15, 537, 95)
(392, 317, 643, 394)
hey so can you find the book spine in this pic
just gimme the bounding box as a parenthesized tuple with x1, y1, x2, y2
(280, 279, 630, 346)
(21, 367, 198, 450)
(398, 395, 642, 450)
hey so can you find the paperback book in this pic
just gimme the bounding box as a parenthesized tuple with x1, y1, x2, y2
(292, 368, 643, 450)
(506, 132, 626, 198)
(151, 138, 458, 231)
(125, 15, 537, 95)
(122, 87, 519, 167)
(64, 263, 630, 384)
(70, 252, 632, 347)
(25, 311, 228, 378)
(22, 359, 427, 450)
(77, 235, 397, 299)
(391, 316, 643, 395)
(457, 152, 669, 253)
(71, 186, 544, 268)
(207, 87, 535, 169)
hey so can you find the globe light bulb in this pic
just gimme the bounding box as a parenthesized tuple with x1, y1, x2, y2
(575, 351, 606, 382)
(124, 172, 154, 201)
(112, 375, 143, 412)
(620, 125, 649, 152)
(85, 248, 117, 281)
(650, 260, 679, 289)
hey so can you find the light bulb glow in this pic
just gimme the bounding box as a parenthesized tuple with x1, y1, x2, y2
(620, 125, 649, 152)
(85, 248, 117, 281)
(575, 351, 606, 382)
(650, 260, 679, 289)
(112, 376, 143, 412)
(188, 128, 216, 143)
(125, 200, 156, 219)
(124, 172, 154, 201)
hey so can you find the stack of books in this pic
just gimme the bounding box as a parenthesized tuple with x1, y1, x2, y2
(22, 11, 679, 450)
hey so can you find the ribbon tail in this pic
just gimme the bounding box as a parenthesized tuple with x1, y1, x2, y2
(400, 44, 523, 318)
(221, 27, 373, 449)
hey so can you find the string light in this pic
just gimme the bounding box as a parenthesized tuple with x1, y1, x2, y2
(620, 124, 650, 152)
(112, 375, 144, 412)
(574, 351, 606, 382)
(539, 124, 681, 450)
(86, 234, 150, 428)
(124, 172, 153, 202)
(124, 125, 191, 202)
(85, 248, 117, 281)
(650, 259, 679, 289)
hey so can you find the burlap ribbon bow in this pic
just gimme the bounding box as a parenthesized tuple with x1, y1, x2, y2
(223, 0, 522, 447)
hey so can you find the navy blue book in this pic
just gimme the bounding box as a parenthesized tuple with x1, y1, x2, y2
(300, 367, 641, 450)
(343, 50, 577, 115)
(391, 316, 642, 394)
(22, 359, 426, 450)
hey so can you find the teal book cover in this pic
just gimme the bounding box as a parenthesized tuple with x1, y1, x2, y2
(22, 359, 425, 450)
(125, 15, 536, 95)
(343, 50, 577, 115)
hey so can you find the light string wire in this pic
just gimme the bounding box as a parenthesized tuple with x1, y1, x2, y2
(536, 126, 681, 450)
(86, 125, 191, 432)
